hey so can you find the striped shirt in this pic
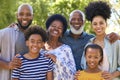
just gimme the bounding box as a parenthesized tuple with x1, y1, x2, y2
(12, 54, 54, 80)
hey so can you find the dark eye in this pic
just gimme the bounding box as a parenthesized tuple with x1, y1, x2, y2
(19, 13, 24, 16)
(37, 41, 42, 43)
(95, 56, 99, 59)
(71, 18, 75, 21)
(88, 56, 92, 58)
(31, 40, 35, 43)
(26, 13, 32, 16)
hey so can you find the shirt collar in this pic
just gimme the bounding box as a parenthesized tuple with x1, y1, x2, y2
(13, 24, 20, 31)
(66, 30, 87, 39)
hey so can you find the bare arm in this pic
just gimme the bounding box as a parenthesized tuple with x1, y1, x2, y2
(112, 71, 120, 79)
(0, 59, 9, 69)
(102, 71, 120, 80)
(46, 71, 53, 80)
(0, 57, 21, 70)
(107, 32, 120, 43)
(74, 70, 81, 80)
(45, 54, 56, 63)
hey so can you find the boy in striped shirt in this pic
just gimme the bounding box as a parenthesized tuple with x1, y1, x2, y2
(12, 25, 54, 80)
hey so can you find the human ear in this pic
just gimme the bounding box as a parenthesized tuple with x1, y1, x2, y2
(26, 40, 29, 46)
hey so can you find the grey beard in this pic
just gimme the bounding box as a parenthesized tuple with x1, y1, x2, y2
(70, 25, 84, 35)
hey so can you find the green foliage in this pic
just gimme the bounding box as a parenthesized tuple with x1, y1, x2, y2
(0, 0, 17, 29)
(1, 0, 115, 34)
(50, 0, 96, 33)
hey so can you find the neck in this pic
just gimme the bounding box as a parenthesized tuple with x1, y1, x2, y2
(94, 34, 106, 48)
(85, 67, 101, 73)
(95, 34, 106, 41)
(46, 37, 62, 50)
(25, 52, 39, 59)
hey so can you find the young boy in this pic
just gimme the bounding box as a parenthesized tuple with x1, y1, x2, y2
(12, 25, 53, 80)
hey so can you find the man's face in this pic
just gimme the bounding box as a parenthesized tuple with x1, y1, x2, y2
(70, 12, 84, 35)
(17, 5, 33, 30)
(70, 12, 84, 30)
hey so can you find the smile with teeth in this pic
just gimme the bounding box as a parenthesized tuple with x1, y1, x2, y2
(22, 21, 28, 24)
(53, 31, 58, 34)
(74, 25, 80, 27)
(90, 63, 95, 65)
(96, 29, 101, 31)
(32, 47, 38, 51)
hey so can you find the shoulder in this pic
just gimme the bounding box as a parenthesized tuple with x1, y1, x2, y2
(39, 55, 53, 62)
(61, 44, 71, 49)
(83, 32, 94, 38)
(63, 30, 70, 37)
(0, 27, 17, 35)
(16, 54, 24, 60)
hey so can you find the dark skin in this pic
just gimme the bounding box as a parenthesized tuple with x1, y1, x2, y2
(70, 11, 120, 80)
(70, 12, 120, 41)
(0, 4, 33, 70)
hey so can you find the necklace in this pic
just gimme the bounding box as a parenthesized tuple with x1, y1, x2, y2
(94, 39, 104, 48)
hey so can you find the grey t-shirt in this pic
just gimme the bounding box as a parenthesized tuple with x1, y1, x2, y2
(15, 30, 28, 55)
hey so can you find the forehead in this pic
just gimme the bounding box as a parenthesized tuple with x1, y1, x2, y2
(92, 16, 105, 22)
(72, 12, 82, 18)
(18, 5, 32, 14)
(29, 34, 42, 40)
(51, 20, 63, 25)
(86, 48, 100, 56)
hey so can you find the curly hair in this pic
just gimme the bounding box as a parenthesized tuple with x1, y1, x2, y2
(24, 25, 47, 42)
(85, 1, 111, 21)
(46, 14, 68, 34)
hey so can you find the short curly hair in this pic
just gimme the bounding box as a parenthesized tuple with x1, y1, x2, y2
(24, 25, 47, 42)
(85, 1, 111, 21)
(46, 14, 68, 34)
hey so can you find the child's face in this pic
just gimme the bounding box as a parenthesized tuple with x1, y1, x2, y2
(26, 34, 44, 54)
(85, 48, 101, 69)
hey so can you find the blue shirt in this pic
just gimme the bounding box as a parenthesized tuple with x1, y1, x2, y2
(12, 54, 54, 80)
(61, 30, 94, 70)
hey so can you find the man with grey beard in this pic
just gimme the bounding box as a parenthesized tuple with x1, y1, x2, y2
(61, 10, 120, 71)
(61, 10, 93, 70)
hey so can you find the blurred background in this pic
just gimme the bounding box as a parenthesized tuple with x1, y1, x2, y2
(0, 0, 120, 34)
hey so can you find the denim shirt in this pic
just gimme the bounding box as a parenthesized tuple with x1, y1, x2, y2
(61, 30, 94, 70)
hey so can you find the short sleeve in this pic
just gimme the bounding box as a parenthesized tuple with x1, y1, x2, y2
(12, 68, 20, 79)
(48, 58, 54, 72)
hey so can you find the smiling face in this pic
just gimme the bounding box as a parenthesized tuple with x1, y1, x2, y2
(85, 48, 102, 70)
(70, 12, 84, 34)
(91, 16, 107, 36)
(48, 20, 63, 38)
(26, 34, 44, 54)
(17, 5, 33, 30)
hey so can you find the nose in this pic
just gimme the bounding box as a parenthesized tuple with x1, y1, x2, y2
(96, 24, 101, 28)
(74, 19, 79, 23)
(23, 15, 27, 19)
(33, 42, 38, 46)
(90, 58, 94, 62)
(22, 14, 28, 20)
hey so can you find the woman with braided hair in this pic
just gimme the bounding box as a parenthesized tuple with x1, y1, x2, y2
(80, 1, 120, 80)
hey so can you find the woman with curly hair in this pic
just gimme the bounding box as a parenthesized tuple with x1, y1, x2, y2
(81, 1, 120, 80)
(41, 14, 76, 80)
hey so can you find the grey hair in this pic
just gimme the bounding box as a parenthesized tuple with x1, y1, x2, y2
(69, 10, 85, 21)
(17, 3, 33, 14)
